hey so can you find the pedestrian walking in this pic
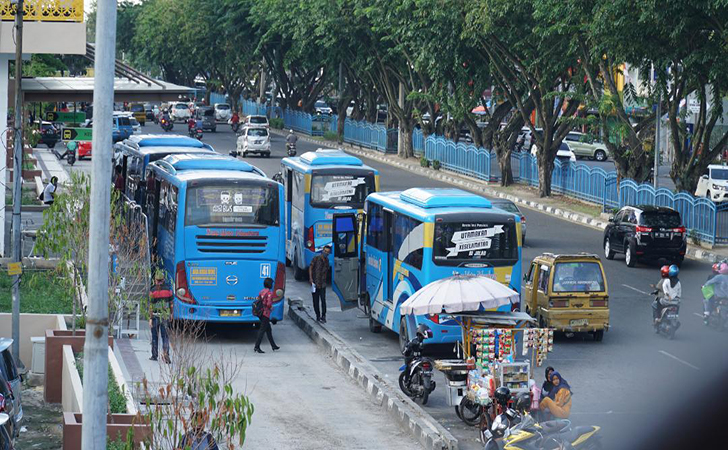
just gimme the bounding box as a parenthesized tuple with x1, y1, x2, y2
(254, 277, 281, 353)
(309, 245, 331, 323)
(41, 176, 58, 205)
(113, 165, 125, 193)
(149, 270, 172, 363)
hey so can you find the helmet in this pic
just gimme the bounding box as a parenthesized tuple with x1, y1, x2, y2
(515, 392, 531, 413)
(416, 323, 433, 339)
(668, 265, 679, 277)
(720, 263, 728, 275)
(289, 129, 294, 133)
(494, 386, 511, 406)
(660, 265, 670, 278)
(713, 263, 720, 273)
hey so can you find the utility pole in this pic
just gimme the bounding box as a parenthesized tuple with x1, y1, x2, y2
(11, 0, 24, 369)
(654, 91, 661, 189)
(82, 0, 117, 448)
(259, 60, 266, 106)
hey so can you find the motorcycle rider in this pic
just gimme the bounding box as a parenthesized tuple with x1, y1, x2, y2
(703, 263, 728, 321)
(286, 129, 298, 148)
(231, 110, 240, 126)
(652, 265, 671, 323)
(656, 265, 681, 325)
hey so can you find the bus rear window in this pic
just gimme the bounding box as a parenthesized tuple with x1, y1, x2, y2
(310, 174, 374, 208)
(185, 185, 279, 226)
(433, 221, 517, 265)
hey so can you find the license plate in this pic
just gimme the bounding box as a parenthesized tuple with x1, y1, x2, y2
(667, 314, 678, 319)
(220, 310, 241, 317)
(656, 232, 667, 238)
(570, 319, 588, 326)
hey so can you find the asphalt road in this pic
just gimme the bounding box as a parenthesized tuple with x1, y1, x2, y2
(66, 123, 724, 449)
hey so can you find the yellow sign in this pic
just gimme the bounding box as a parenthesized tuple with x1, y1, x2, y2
(7, 262, 22, 276)
(189, 267, 217, 286)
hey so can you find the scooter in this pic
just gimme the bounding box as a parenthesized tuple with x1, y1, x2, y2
(704, 297, 728, 330)
(188, 124, 203, 140)
(230, 120, 240, 133)
(398, 324, 436, 405)
(160, 117, 173, 132)
(651, 290, 680, 339)
(286, 142, 297, 156)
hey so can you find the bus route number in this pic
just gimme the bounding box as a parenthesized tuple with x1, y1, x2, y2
(260, 263, 271, 278)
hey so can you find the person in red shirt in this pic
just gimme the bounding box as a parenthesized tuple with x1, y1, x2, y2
(254, 277, 281, 353)
(113, 165, 124, 193)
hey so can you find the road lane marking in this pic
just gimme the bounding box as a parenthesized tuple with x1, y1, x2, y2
(658, 350, 701, 371)
(622, 284, 650, 295)
(694, 313, 704, 318)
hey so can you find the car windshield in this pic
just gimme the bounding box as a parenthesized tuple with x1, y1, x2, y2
(117, 117, 131, 126)
(433, 220, 518, 265)
(310, 173, 375, 207)
(640, 211, 681, 228)
(316, 101, 327, 107)
(130, 104, 144, 112)
(494, 202, 520, 214)
(249, 116, 267, 124)
(130, 118, 139, 126)
(552, 261, 605, 293)
(217, 104, 230, 110)
(712, 168, 728, 180)
(175, 104, 188, 109)
(248, 128, 268, 137)
(185, 184, 279, 227)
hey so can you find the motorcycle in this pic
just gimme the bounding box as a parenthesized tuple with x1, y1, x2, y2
(704, 297, 728, 330)
(484, 412, 602, 450)
(160, 117, 173, 132)
(230, 120, 240, 133)
(286, 142, 297, 156)
(398, 324, 436, 405)
(651, 289, 680, 339)
(188, 125, 203, 140)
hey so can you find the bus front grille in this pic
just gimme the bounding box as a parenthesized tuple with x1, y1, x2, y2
(196, 235, 267, 253)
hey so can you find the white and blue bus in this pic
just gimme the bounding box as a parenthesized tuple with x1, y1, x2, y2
(144, 153, 285, 323)
(279, 149, 379, 280)
(331, 188, 523, 348)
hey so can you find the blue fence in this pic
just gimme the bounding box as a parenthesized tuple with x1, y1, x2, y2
(421, 136, 493, 182)
(343, 118, 387, 152)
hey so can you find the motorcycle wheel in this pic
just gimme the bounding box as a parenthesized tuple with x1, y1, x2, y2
(398, 371, 414, 397)
(67, 154, 76, 166)
(668, 327, 676, 340)
(457, 397, 482, 426)
(411, 369, 428, 405)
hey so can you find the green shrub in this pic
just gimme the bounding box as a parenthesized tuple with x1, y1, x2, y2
(28, 126, 41, 148)
(75, 352, 128, 414)
(432, 160, 441, 171)
(420, 156, 430, 167)
(323, 131, 339, 142)
(270, 118, 284, 129)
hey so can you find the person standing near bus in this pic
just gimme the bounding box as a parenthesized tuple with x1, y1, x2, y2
(309, 245, 331, 323)
(254, 277, 280, 354)
(149, 270, 172, 363)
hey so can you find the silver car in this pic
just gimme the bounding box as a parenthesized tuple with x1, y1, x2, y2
(491, 199, 527, 244)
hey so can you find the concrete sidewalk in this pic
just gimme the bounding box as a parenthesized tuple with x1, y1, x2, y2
(34, 146, 69, 184)
(280, 129, 728, 264)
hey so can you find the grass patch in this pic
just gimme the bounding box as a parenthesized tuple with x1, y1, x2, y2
(75, 352, 128, 414)
(323, 131, 339, 142)
(5, 187, 40, 206)
(554, 195, 603, 217)
(22, 160, 37, 171)
(0, 269, 74, 314)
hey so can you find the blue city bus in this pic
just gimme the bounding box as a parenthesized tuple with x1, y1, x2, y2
(331, 188, 523, 348)
(279, 149, 379, 280)
(144, 153, 285, 322)
(113, 134, 216, 206)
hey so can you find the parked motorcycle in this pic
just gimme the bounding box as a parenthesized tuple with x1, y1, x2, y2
(286, 142, 297, 157)
(160, 117, 173, 132)
(398, 323, 436, 405)
(652, 289, 681, 339)
(704, 297, 728, 330)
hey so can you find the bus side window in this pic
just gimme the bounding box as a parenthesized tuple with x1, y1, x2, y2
(285, 168, 293, 202)
(159, 182, 169, 233)
(367, 203, 387, 252)
(168, 185, 178, 234)
(292, 171, 304, 210)
(393, 214, 423, 270)
(143, 168, 156, 217)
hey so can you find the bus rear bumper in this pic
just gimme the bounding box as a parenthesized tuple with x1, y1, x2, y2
(172, 299, 285, 323)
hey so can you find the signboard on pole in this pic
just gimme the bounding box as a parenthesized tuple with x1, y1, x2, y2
(688, 99, 700, 114)
(61, 127, 93, 141)
(45, 111, 86, 123)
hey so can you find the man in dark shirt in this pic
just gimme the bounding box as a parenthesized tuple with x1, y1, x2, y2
(309, 245, 331, 323)
(113, 165, 124, 193)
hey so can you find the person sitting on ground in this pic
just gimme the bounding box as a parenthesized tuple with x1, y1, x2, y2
(539, 371, 572, 419)
(41, 176, 58, 205)
(541, 366, 555, 398)
(179, 411, 218, 450)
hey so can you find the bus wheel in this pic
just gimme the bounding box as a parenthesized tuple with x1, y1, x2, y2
(399, 317, 408, 352)
(369, 317, 382, 333)
(293, 255, 306, 281)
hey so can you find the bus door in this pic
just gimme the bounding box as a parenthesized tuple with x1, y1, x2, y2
(284, 168, 293, 241)
(383, 208, 394, 302)
(332, 213, 359, 310)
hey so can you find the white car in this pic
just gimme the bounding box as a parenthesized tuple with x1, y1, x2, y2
(695, 164, 728, 202)
(244, 115, 269, 129)
(315, 100, 332, 115)
(214, 103, 232, 122)
(531, 142, 576, 163)
(171, 102, 191, 122)
(236, 126, 271, 157)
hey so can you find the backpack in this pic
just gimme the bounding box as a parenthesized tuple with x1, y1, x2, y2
(252, 291, 265, 317)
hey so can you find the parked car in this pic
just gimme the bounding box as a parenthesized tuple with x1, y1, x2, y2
(0, 413, 14, 450)
(0, 371, 17, 439)
(564, 131, 609, 161)
(171, 102, 192, 122)
(244, 115, 269, 129)
(603, 205, 686, 267)
(196, 106, 217, 132)
(695, 164, 728, 203)
(491, 199, 527, 243)
(111, 113, 134, 142)
(144, 103, 155, 121)
(515, 127, 532, 151)
(236, 126, 271, 157)
(531, 141, 576, 163)
(35, 121, 59, 148)
(129, 103, 146, 126)
(130, 117, 142, 135)
(315, 100, 332, 115)
(214, 103, 232, 122)
(0, 339, 22, 435)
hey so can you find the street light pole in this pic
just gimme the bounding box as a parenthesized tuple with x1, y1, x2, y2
(81, 0, 117, 448)
(654, 91, 661, 189)
(11, 0, 24, 369)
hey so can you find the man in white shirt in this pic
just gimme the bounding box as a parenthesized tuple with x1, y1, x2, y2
(42, 176, 58, 205)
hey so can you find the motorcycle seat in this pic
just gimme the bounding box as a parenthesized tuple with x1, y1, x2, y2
(554, 426, 595, 443)
(540, 420, 570, 434)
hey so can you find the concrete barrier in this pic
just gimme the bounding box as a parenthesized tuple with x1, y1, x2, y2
(109, 346, 136, 414)
(0, 313, 65, 368)
(61, 345, 83, 413)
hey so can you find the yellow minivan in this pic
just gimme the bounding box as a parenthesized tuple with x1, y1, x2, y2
(523, 253, 609, 341)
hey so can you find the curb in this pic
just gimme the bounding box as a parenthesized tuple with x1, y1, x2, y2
(280, 130, 722, 265)
(287, 298, 458, 450)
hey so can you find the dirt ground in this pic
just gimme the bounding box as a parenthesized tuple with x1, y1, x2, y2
(15, 386, 63, 450)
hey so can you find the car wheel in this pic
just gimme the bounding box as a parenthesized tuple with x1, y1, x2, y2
(212, 127, 216, 132)
(604, 238, 615, 260)
(242, 151, 248, 158)
(625, 240, 637, 267)
(593, 330, 604, 342)
(293, 254, 306, 281)
(674, 256, 684, 267)
(594, 150, 607, 161)
(48, 141, 56, 149)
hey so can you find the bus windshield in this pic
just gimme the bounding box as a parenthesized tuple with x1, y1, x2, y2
(185, 184, 279, 227)
(433, 220, 518, 265)
(310, 173, 374, 208)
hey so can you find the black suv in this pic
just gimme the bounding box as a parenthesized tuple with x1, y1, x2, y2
(604, 206, 687, 267)
(36, 121, 59, 148)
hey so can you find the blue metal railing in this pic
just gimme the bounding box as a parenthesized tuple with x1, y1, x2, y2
(343, 118, 387, 152)
(423, 136, 493, 182)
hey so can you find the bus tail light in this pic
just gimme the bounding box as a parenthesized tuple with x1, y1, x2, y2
(274, 262, 286, 298)
(306, 226, 315, 251)
(175, 261, 197, 305)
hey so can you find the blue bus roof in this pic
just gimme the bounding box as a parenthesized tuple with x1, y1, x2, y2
(368, 188, 497, 221)
(124, 134, 211, 149)
(282, 149, 378, 174)
(156, 153, 261, 175)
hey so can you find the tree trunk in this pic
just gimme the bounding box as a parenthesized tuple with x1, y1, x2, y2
(537, 153, 554, 197)
(337, 109, 346, 144)
(499, 150, 513, 187)
(398, 120, 414, 158)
